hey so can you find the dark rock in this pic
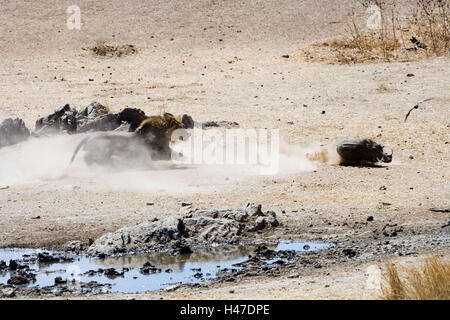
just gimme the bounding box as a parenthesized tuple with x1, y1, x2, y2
(75, 102, 119, 133)
(249, 216, 266, 231)
(103, 268, 124, 278)
(34, 102, 122, 136)
(367, 216, 374, 222)
(170, 240, 193, 255)
(78, 102, 110, 119)
(63, 240, 85, 252)
(140, 262, 161, 274)
(37, 252, 59, 263)
(7, 276, 28, 285)
(343, 248, 357, 258)
(233, 211, 248, 222)
(76, 114, 120, 133)
(265, 213, 279, 227)
(54, 277, 66, 285)
(202, 120, 239, 128)
(8, 260, 18, 271)
(0, 287, 16, 298)
(441, 221, 450, 228)
(0, 118, 30, 147)
(35, 104, 77, 135)
(244, 203, 264, 217)
(84, 270, 97, 277)
(253, 246, 275, 257)
(7, 271, 36, 285)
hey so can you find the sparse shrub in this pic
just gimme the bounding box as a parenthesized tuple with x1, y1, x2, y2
(302, 0, 449, 64)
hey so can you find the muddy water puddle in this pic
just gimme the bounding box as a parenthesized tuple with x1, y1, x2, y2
(0, 241, 330, 294)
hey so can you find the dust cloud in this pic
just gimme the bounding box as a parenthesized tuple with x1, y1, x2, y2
(0, 133, 325, 194)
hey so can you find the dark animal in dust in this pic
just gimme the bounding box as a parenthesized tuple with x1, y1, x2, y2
(336, 139, 393, 165)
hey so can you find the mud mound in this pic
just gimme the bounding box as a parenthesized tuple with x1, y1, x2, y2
(87, 203, 280, 256)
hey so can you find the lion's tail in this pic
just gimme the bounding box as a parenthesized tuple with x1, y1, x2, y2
(69, 137, 90, 165)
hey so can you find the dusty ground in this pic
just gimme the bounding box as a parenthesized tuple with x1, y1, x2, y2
(0, 0, 449, 299)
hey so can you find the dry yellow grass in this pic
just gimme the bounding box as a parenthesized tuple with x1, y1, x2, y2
(381, 255, 450, 300)
(302, 0, 449, 64)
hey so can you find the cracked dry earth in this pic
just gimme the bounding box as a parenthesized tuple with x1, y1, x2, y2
(0, 0, 449, 299)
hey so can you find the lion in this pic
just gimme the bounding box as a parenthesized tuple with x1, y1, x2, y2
(70, 113, 185, 166)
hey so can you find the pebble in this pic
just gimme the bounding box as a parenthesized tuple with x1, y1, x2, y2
(1, 287, 15, 298)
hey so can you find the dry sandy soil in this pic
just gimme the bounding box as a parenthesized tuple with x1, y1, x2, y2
(0, 0, 449, 299)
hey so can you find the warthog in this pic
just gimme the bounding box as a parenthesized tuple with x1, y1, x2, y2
(336, 139, 393, 165)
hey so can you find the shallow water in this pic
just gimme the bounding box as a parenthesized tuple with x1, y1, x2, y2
(0, 241, 331, 293)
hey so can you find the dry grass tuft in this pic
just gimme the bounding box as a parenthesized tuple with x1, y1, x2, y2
(302, 0, 449, 64)
(85, 42, 138, 58)
(376, 82, 396, 92)
(381, 255, 450, 300)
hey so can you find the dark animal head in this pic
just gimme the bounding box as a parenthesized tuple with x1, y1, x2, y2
(377, 145, 393, 163)
(336, 139, 393, 164)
